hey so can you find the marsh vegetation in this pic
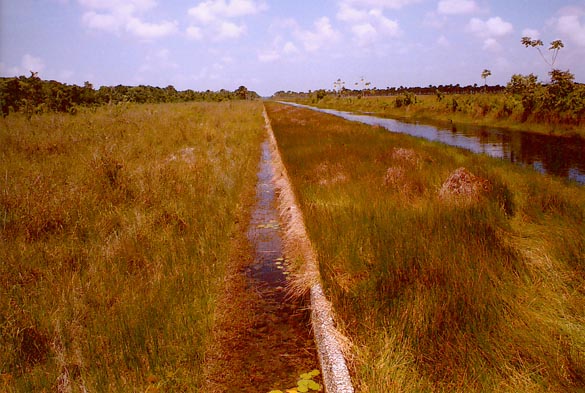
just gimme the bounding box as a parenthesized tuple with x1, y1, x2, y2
(265, 102, 585, 392)
(1, 101, 264, 391)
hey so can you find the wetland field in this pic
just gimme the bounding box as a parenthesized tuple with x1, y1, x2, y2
(2, 99, 584, 392)
(265, 101, 585, 392)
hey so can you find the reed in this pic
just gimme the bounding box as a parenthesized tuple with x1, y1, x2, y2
(265, 101, 585, 392)
(0, 101, 264, 391)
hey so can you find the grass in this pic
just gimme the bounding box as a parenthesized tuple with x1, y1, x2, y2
(0, 101, 264, 391)
(287, 94, 585, 138)
(265, 101, 585, 392)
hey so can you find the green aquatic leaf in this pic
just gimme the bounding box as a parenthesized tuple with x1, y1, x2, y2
(299, 373, 311, 380)
(309, 370, 320, 377)
(308, 380, 321, 391)
(297, 386, 308, 393)
(268, 390, 284, 393)
(298, 379, 310, 386)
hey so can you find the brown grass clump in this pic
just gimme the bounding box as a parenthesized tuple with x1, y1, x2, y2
(439, 167, 492, 202)
(383, 148, 427, 198)
(391, 148, 420, 167)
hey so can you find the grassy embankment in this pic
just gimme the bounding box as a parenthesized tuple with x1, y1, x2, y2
(288, 94, 585, 138)
(0, 101, 264, 391)
(265, 102, 585, 392)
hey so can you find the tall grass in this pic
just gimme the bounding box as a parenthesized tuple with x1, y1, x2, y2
(265, 102, 585, 392)
(0, 101, 264, 391)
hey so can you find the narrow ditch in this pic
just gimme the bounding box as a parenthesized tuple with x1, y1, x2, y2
(239, 138, 321, 391)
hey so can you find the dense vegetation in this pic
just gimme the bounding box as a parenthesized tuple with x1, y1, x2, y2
(278, 69, 585, 137)
(0, 102, 264, 391)
(0, 72, 259, 117)
(266, 102, 585, 392)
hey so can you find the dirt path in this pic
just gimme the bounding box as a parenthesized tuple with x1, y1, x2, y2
(203, 139, 320, 392)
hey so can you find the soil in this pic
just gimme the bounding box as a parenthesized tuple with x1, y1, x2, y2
(203, 140, 320, 393)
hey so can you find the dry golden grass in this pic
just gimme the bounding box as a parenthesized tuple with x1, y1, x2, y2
(0, 101, 264, 391)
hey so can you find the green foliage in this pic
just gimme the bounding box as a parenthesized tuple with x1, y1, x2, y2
(268, 370, 322, 393)
(0, 74, 259, 116)
(504, 69, 584, 123)
(481, 69, 491, 87)
(395, 91, 417, 108)
(522, 36, 564, 68)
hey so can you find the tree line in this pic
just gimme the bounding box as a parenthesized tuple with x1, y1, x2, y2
(273, 83, 506, 101)
(0, 72, 259, 117)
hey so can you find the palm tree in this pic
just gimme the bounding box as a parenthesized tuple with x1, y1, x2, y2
(481, 69, 491, 87)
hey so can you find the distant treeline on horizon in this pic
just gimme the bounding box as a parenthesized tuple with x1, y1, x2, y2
(272, 84, 507, 99)
(0, 72, 260, 116)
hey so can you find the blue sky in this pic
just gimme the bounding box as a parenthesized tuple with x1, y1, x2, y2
(1, 0, 584, 96)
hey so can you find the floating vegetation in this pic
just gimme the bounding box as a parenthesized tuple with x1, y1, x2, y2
(268, 369, 322, 393)
(257, 220, 281, 229)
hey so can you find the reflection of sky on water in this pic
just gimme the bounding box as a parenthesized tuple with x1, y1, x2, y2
(283, 103, 585, 185)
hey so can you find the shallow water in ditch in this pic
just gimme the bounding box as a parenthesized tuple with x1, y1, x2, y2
(282, 102, 585, 185)
(241, 139, 320, 391)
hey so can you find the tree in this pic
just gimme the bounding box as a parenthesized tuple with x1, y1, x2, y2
(481, 69, 491, 87)
(521, 37, 564, 68)
(235, 85, 249, 100)
(333, 78, 345, 95)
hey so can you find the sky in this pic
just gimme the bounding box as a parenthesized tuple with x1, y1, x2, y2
(1, 0, 585, 96)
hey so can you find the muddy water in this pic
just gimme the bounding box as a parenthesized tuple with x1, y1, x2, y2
(242, 139, 320, 391)
(247, 140, 288, 302)
(281, 102, 585, 185)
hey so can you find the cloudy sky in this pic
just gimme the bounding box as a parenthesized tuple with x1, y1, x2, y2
(1, 0, 584, 96)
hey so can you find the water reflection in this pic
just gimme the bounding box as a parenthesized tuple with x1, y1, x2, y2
(282, 102, 585, 185)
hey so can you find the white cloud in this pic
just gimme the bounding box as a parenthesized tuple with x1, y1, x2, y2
(22, 54, 46, 73)
(79, 0, 177, 38)
(552, 6, 585, 47)
(187, 0, 265, 41)
(257, 38, 300, 63)
(126, 18, 178, 38)
(437, 0, 478, 15)
(78, 0, 156, 11)
(295, 17, 340, 52)
(522, 28, 540, 39)
(467, 16, 513, 38)
(139, 48, 178, 73)
(337, 3, 368, 22)
(342, 0, 421, 9)
(437, 35, 450, 47)
(188, 0, 266, 23)
(216, 21, 246, 40)
(82, 11, 122, 32)
(482, 37, 502, 51)
(258, 50, 280, 62)
(0, 54, 46, 77)
(337, 2, 401, 45)
(467, 16, 512, 53)
(186, 25, 204, 40)
(283, 41, 299, 55)
(352, 23, 377, 44)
